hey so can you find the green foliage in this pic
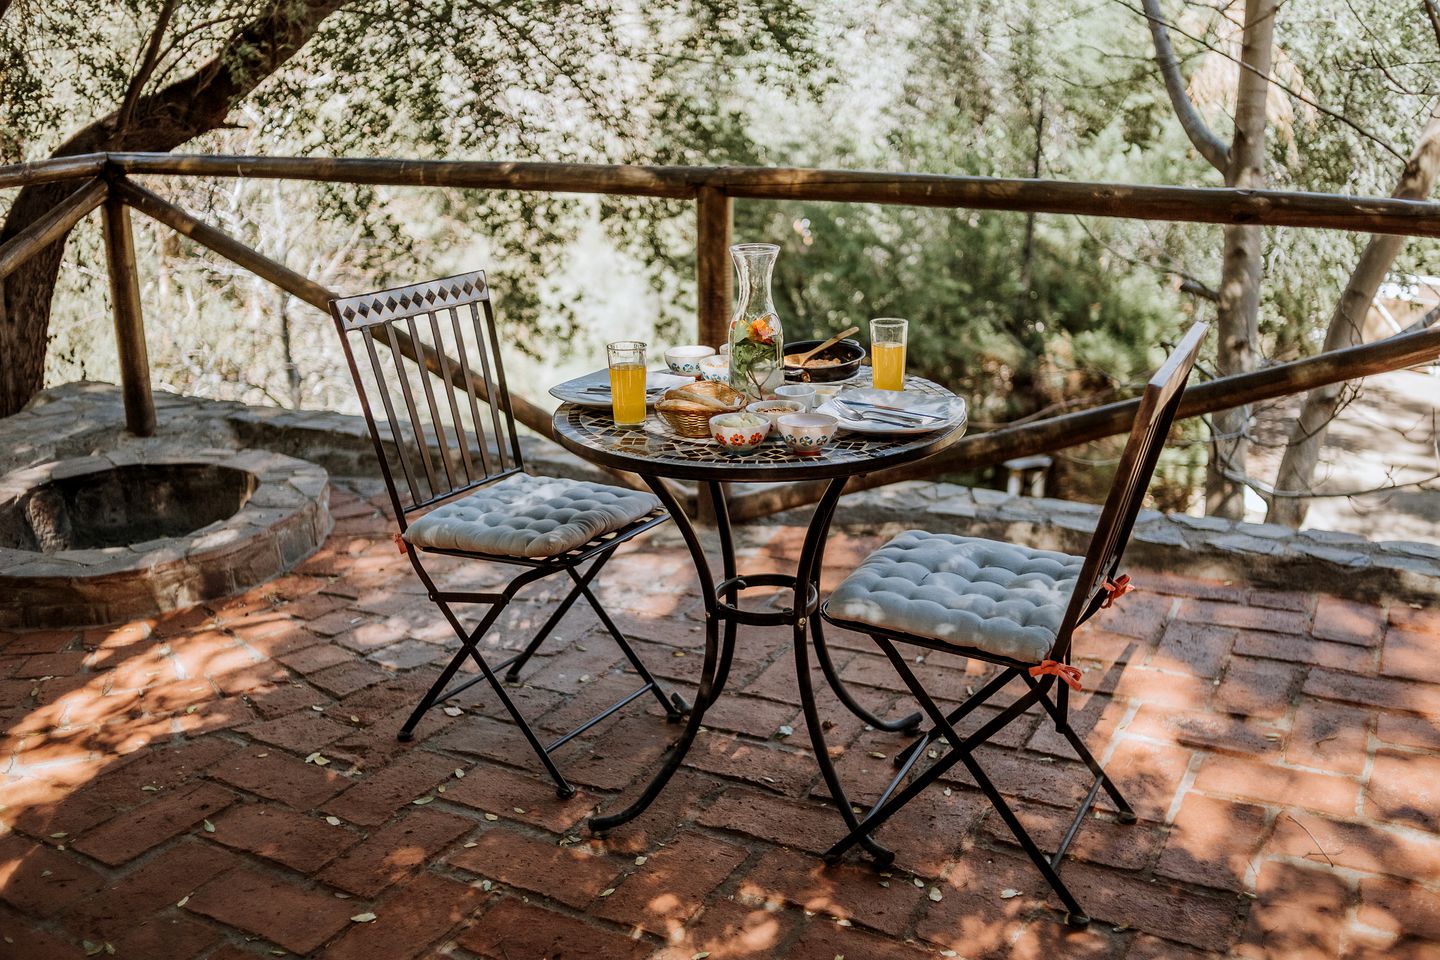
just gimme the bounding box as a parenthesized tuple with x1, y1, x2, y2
(5, 0, 1438, 505)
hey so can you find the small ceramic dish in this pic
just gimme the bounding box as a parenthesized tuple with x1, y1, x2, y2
(699, 354, 730, 382)
(810, 383, 843, 406)
(709, 412, 771, 453)
(773, 383, 817, 411)
(745, 399, 806, 426)
(776, 413, 838, 457)
(665, 345, 717, 377)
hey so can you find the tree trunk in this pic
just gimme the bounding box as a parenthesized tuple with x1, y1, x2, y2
(1266, 106, 1440, 526)
(0, 0, 348, 417)
(1205, 0, 1275, 519)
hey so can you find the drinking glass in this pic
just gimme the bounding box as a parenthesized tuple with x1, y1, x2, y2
(870, 318, 908, 391)
(607, 340, 647, 427)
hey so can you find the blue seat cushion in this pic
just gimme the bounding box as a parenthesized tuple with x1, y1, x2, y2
(827, 530, 1083, 663)
(403, 474, 660, 559)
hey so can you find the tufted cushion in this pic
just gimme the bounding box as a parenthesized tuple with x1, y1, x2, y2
(403, 473, 660, 559)
(827, 530, 1083, 663)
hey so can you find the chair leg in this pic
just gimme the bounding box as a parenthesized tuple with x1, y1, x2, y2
(958, 747, 1091, 926)
(1025, 674, 1136, 823)
(891, 664, 1016, 770)
(397, 582, 520, 742)
(833, 641, 1095, 926)
(428, 595, 577, 798)
(501, 557, 606, 683)
(809, 621, 921, 733)
(795, 616, 896, 866)
(570, 566, 688, 720)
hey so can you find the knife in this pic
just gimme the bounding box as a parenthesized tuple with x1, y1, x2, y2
(838, 399, 947, 421)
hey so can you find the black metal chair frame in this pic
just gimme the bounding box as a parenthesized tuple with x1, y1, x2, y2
(813, 321, 1209, 926)
(330, 271, 686, 799)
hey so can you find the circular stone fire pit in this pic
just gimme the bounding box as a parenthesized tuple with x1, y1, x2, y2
(0, 448, 331, 627)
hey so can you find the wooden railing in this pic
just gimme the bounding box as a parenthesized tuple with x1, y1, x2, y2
(3, 152, 1440, 518)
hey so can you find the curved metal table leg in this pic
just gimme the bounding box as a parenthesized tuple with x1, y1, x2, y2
(806, 477, 923, 733)
(588, 477, 730, 832)
(794, 478, 895, 865)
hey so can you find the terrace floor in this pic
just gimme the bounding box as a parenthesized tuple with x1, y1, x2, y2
(2, 479, 1439, 960)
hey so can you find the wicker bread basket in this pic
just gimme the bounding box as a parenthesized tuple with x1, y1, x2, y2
(656, 407, 718, 438)
(655, 381, 746, 438)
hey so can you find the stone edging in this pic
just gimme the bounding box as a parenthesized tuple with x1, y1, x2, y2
(0, 446, 331, 627)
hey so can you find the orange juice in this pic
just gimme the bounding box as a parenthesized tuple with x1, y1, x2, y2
(871, 341, 907, 391)
(609, 362, 647, 425)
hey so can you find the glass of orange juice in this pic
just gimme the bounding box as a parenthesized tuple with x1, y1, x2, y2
(607, 340, 648, 427)
(870, 318, 908, 391)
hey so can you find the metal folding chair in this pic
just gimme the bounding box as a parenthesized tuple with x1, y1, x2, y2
(330, 271, 686, 798)
(812, 321, 1208, 926)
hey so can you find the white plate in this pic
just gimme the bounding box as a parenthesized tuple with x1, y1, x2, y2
(550, 368, 696, 409)
(818, 387, 967, 435)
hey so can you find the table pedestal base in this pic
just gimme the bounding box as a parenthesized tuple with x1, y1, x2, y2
(588, 478, 920, 864)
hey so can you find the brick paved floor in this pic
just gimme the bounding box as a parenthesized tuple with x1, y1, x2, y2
(3, 479, 1439, 959)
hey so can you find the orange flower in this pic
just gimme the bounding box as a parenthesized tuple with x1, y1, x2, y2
(747, 316, 776, 344)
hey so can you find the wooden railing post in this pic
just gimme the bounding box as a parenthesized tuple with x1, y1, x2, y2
(101, 190, 155, 436)
(696, 185, 732, 346)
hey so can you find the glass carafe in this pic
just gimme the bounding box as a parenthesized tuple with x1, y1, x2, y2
(726, 243, 785, 400)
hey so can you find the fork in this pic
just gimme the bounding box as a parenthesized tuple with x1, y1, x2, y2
(833, 400, 924, 427)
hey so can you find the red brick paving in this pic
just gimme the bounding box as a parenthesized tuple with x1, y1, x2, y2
(1, 479, 1438, 958)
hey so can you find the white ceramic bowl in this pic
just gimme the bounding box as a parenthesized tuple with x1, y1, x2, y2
(810, 384, 843, 406)
(776, 413, 838, 457)
(665, 345, 717, 377)
(773, 383, 817, 411)
(709, 412, 770, 452)
(699, 354, 730, 382)
(745, 399, 806, 426)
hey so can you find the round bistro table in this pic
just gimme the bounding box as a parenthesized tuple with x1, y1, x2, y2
(552, 375, 967, 856)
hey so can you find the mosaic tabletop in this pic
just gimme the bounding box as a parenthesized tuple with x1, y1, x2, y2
(552, 374, 968, 483)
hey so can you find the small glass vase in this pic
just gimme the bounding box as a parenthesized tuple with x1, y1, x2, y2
(726, 242, 785, 401)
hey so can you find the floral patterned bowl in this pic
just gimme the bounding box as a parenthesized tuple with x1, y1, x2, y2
(665, 345, 717, 377)
(699, 354, 730, 382)
(709, 412, 771, 453)
(775, 413, 838, 457)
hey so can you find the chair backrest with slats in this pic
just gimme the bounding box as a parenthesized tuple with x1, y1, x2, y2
(330, 271, 524, 527)
(1050, 321, 1208, 658)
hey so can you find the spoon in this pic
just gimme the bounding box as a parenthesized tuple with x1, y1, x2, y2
(784, 326, 860, 368)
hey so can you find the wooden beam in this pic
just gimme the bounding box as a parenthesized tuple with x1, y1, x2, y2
(727, 322, 1440, 521)
(714, 169, 1440, 238)
(88, 152, 1440, 238)
(696, 186, 733, 347)
(108, 153, 701, 199)
(0, 154, 107, 190)
(100, 192, 155, 436)
(0, 178, 108, 282)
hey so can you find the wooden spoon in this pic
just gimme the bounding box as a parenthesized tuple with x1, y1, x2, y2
(785, 326, 860, 368)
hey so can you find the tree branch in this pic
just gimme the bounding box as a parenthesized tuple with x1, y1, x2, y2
(61, 0, 351, 158)
(1426, 0, 1440, 50)
(1140, 0, 1232, 171)
(115, 0, 180, 139)
(1127, 0, 1405, 161)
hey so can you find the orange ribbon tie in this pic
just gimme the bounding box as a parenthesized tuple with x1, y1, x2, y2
(1028, 660, 1083, 691)
(1100, 574, 1133, 609)
(392, 532, 407, 554)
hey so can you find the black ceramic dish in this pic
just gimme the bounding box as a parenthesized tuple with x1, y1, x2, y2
(782, 337, 867, 383)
